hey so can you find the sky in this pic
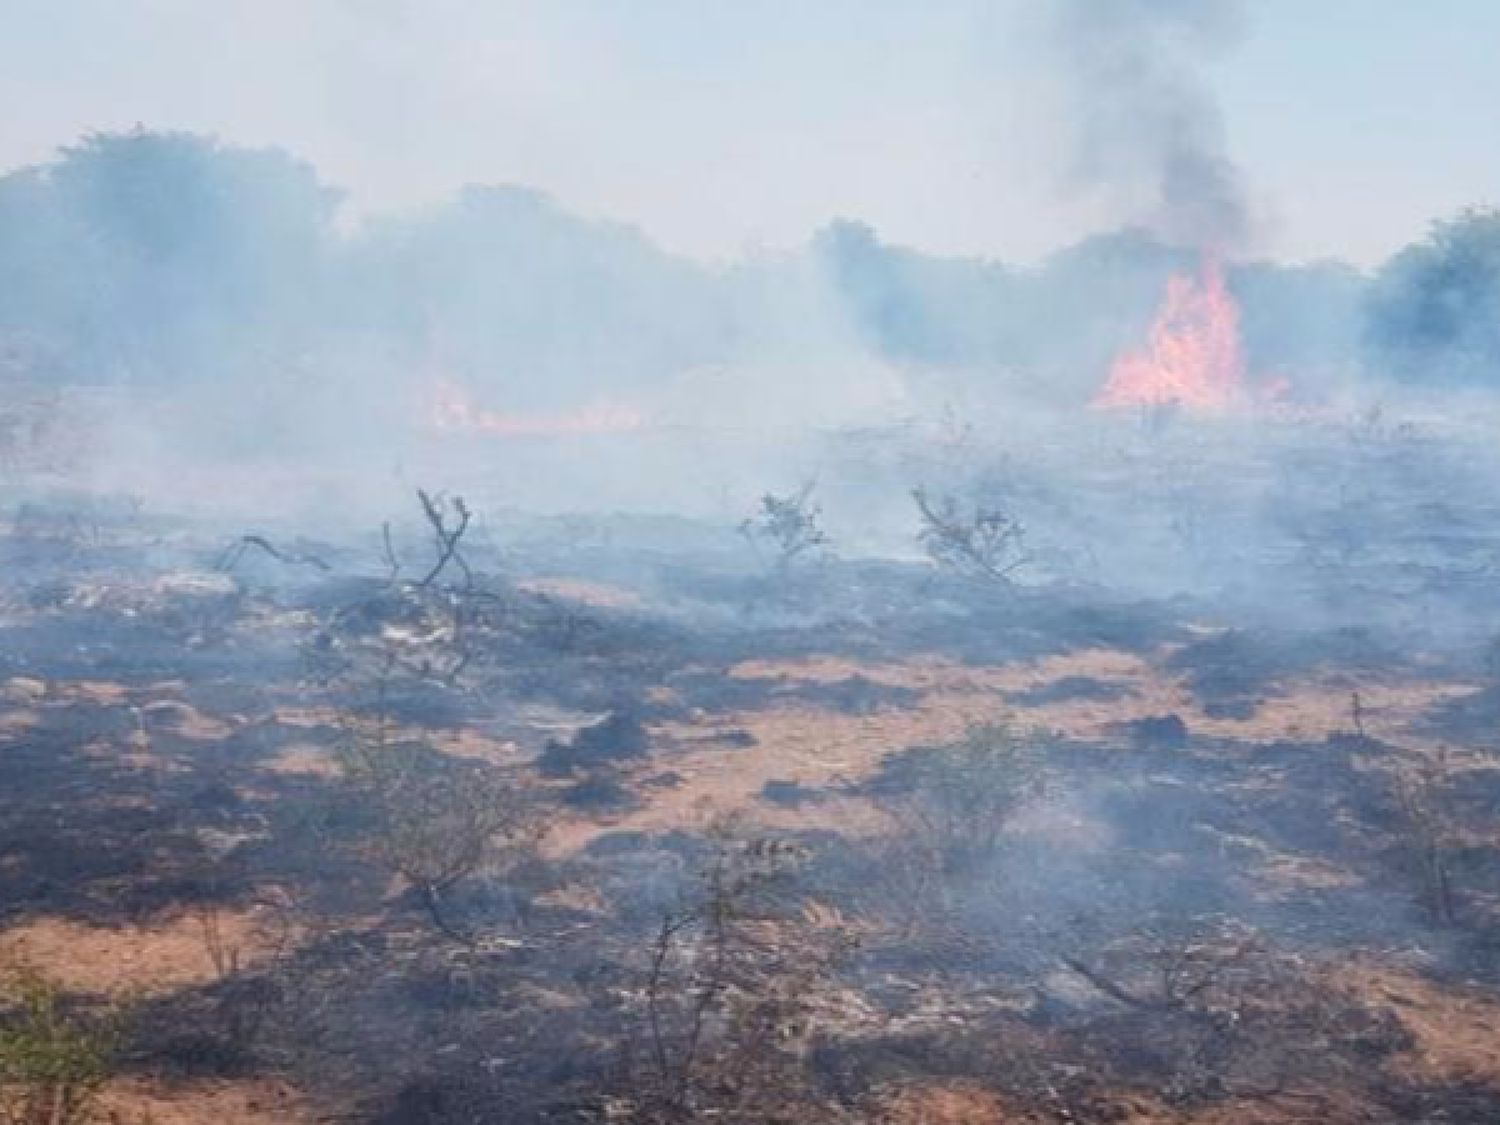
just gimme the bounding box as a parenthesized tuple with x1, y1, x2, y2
(1, 0, 1497, 266)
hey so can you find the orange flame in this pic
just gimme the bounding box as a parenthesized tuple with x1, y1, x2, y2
(1093, 257, 1245, 411)
(430, 377, 645, 437)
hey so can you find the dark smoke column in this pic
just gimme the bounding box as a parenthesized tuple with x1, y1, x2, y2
(1048, 0, 1253, 251)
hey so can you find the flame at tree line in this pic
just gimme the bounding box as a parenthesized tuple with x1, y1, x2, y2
(430, 376, 646, 437)
(428, 257, 1265, 432)
(1093, 256, 1250, 411)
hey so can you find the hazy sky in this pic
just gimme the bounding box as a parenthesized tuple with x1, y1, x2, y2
(2, 0, 1497, 266)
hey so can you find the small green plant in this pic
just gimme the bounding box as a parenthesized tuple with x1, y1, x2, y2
(0, 968, 121, 1125)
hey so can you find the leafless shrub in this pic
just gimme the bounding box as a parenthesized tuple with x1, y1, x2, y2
(311, 490, 503, 689)
(1062, 915, 1269, 1014)
(338, 722, 539, 944)
(415, 489, 473, 590)
(191, 896, 297, 1065)
(911, 487, 1031, 585)
(1061, 915, 1292, 1103)
(216, 534, 330, 574)
(620, 825, 848, 1123)
(871, 721, 1045, 911)
(1389, 751, 1459, 925)
(739, 483, 830, 571)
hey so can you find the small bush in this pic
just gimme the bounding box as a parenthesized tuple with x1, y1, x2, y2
(0, 968, 121, 1125)
(338, 728, 538, 942)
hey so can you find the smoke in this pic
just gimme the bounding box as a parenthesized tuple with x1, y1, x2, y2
(1047, 0, 1252, 250)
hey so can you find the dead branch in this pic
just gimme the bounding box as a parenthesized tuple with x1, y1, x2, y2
(380, 520, 402, 584)
(1060, 955, 1150, 1009)
(218, 534, 331, 573)
(415, 489, 472, 589)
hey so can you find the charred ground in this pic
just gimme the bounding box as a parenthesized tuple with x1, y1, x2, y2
(0, 415, 1499, 1124)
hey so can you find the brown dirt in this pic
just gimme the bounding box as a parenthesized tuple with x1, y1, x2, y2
(873, 1083, 1017, 1124)
(1331, 954, 1500, 1086)
(98, 1075, 317, 1124)
(547, 647, 1471, 851)
(0, 906, 294, 997)
(516, 575, 643, 608)
(726, 650, 1465, 747)
(260, 741, 342, 779)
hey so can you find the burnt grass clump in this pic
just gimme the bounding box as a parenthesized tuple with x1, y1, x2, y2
(1123, 712, 1190, 748)
(1006, 673, 1132, 706)
(538, 709, 650, 777)
(1166, 629, 1282, 718)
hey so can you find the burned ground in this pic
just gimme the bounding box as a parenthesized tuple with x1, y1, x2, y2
(0, 430, 1498, 1125)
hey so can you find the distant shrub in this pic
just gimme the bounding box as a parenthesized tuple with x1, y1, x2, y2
(911, 487, 1031, 585)
(870, 720, 1045, 884)
(739, 483, 831, 570)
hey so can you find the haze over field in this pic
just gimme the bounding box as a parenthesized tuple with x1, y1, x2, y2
(5, 0, 1499, 267)
(5, 7, 1500, 1125)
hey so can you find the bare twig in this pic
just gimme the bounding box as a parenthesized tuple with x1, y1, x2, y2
(218, 534, 331, 573)
(415, 489, 472, 589)
(380, 521, 402, 584)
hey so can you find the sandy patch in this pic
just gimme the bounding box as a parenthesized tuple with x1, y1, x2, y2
(548, 648, 1473, 850)
(0, 905, 294, 997)
(518, 576, 642, 609)
(725, 650, 1466, 747)
(99, 1076, 315, 1124)
(1331, 955, 1500, 1086)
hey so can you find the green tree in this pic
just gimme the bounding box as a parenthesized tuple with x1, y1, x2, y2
(1365, 207, 1500, 385)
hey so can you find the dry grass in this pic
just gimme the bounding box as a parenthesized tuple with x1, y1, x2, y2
(0, 906, 294, 997)
(97, 1076, 315, 1124)
(1331, 954, 1500, 1085)
(541, 647, 1472, 852)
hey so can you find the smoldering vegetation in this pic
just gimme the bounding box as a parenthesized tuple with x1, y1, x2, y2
(0, 129, 1494, 460)
(2, 131, 1500, 1124)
